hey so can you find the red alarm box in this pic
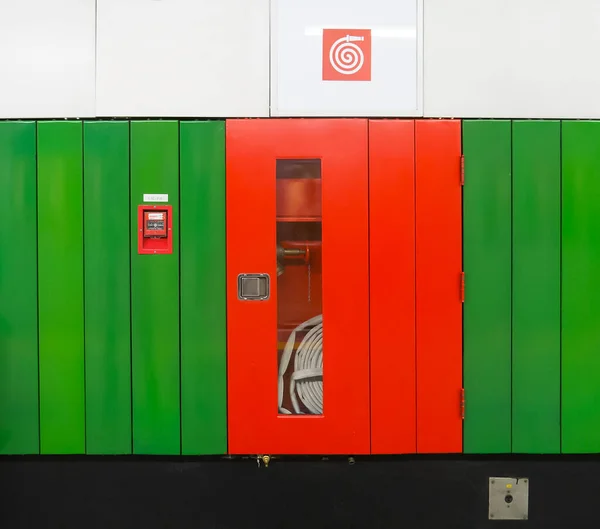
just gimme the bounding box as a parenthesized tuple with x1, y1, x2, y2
(137, 204, 173, 254)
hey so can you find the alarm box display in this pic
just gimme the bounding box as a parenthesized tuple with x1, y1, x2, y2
(137, 204, 173, 254)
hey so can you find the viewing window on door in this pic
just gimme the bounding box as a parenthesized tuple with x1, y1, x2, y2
(276, 159, 323, 416)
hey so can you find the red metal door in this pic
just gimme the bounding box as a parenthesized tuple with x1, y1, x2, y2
(226, 119, 370, 455)
(415, 120, 463, 453)
(369, 120, 416, 454)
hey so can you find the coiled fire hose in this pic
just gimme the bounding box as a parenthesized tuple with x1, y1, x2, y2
(278, 314, 323, 415)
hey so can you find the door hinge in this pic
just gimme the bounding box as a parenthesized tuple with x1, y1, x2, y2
(460, 272, 465, 303)
(460, 388, 465, 420)
(460, 155, 465, 186)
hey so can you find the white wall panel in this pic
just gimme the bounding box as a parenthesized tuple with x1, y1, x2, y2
(0, 1, 95, 118)
(96, 0, 269, 117)
(424, 0, 600, 118)
(272, 0, 423, 117)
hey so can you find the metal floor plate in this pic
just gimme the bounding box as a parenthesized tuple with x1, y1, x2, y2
(489, 477, 529, 520)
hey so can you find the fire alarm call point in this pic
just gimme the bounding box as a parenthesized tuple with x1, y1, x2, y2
(138, 204, 173, 254)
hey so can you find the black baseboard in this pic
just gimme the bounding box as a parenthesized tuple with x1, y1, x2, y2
(1, 456, 599, 528)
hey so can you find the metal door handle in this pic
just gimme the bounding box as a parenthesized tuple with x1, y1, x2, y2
(237, 273, 270, 301)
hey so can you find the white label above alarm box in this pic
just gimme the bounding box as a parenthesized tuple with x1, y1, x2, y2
(143, 194, 169, 202)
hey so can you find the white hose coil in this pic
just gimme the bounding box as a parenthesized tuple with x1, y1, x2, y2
(278, 314, 323, 415)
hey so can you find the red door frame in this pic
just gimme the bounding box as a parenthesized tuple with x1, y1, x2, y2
(226, 119, 370, 455)
(415, 120, 463, 453)
(369, 120, 417, 454)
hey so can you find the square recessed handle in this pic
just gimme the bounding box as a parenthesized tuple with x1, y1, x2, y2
(238, 273, 270, 301)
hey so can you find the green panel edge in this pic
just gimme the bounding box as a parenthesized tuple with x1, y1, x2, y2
(463, 120, 512, 454)
(84, 121, 132, 454)
(180, 121, 227, 455)
(0, 122, 39, 454)
(38, 121, 85, 454)
(131, 120, 180, 455)
(511, 120, 561, 454)
(561, 121, 600, 453)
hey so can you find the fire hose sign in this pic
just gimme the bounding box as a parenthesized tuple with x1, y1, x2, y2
(322, 28, 371, 81)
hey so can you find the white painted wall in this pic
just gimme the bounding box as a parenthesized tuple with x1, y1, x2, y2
(2, 0, 600, 118)
(424, 0, 600, 119)
(0, 0, 96, 118)
(96, 0, 270, 117)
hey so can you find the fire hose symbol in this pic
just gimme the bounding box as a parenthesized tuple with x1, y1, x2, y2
(329, 34, 365, 75)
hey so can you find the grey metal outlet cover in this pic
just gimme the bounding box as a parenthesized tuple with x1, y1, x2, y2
(489, 477, 529, 520)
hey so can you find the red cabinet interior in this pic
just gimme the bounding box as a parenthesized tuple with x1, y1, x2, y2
(276, 159, 323, 416)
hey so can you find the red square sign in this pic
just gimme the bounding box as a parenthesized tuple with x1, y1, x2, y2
(322, 29, 371, 81)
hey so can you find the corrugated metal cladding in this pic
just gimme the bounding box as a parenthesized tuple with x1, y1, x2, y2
(1, 118, 600, 456)
(463, 120, 600, 455)
(0, 121, 227, 455)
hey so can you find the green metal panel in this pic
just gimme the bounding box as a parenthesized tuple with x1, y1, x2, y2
(38, 121, 85, 454)
(84, 122, 132, 454)
(463, 120, 512, 453)
(562, 121, 600, 453)
(511, 121, 561, 454)
(180, 121, 227, 455)
(131, 121, 180, 455)
(0, 123, 39, 454)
